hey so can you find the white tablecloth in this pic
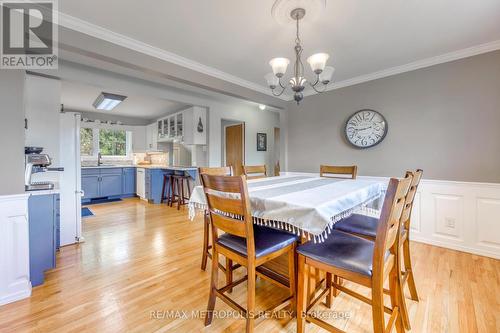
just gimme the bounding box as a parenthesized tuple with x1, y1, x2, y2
(189, 175, 386, 243)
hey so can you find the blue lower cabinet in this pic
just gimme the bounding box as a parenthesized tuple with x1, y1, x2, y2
(100, 174, 123, 197)
(28, 193, 58, 287)
(122, 168, 136, 197)
(82, 175, 100, 202)
(81, 167, 137, 203)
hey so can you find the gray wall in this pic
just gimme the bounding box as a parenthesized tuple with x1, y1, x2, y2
(0, 70, 26, 195)
(287, 50, 500, 183)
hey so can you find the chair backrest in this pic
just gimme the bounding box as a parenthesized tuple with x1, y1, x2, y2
(401, 169, 423, 231)
(200, 174, 255, 255)
(199, 166, 233, 176)
(372, 175, 412, 277)
(243, 165, 267, 180)
(320, 165, 358, 179)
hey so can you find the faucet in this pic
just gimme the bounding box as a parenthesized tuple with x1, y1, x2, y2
(98, 152, 102, 166)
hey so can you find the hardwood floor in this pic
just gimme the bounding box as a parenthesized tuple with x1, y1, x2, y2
(0, 198, 498, 332)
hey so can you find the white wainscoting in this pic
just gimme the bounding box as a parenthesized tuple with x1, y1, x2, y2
(283, 172, 500, 259)
(409, 179, 500, 259)
(0, 194, 31, 306)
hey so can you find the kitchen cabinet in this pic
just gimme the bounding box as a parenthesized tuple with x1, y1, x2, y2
(100, 174, 122, 197)
(122, 168, 136, 197)
(28, 193, 59, 287)
(156, 107, 206, 144)
(81, 167, 136, 203)
(146, 123, 158, 151)
(82, 174, 100, 200)
(183, 106, 207, 145)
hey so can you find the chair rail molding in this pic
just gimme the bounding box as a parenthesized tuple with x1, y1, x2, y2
(0, 193, 31, 306)
(282, 172, 500, 259)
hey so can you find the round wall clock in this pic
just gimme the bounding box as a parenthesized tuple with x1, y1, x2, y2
(345, 109, 388, 148)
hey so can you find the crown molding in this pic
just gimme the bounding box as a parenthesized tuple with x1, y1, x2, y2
(302, 39, 500, 98)
(56, 12, 500, 103)
(57, 12, 289, 100)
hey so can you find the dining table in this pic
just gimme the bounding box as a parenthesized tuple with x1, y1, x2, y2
(189, 173, 387, 301)
(189, 174, 386, 242)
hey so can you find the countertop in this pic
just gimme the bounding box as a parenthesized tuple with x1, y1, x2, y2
(26, 188, 60, 196)
(82, 165, 198, 171)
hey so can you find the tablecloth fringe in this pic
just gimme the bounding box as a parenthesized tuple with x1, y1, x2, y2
(188, 193, 383, 244)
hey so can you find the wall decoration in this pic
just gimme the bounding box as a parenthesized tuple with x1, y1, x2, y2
(197, 117, 204, 133)
(345, 109, 388, 148)
(257, 133, 267, 151)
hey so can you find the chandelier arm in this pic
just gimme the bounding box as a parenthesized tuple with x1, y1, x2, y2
(309, 81, 328, 93)
(278, 76, 287, 89)
(310, 74, 320, 87)
(271, 84, 287, 97)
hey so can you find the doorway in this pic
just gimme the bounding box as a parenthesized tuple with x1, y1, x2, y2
(224, 122, 245, 176)
(274, 127, 280, 176)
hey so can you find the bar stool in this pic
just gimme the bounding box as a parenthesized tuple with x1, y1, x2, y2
(160, 173, 174, 204)
(169, 173, 192, 210)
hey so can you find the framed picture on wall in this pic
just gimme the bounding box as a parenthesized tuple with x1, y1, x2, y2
(257, 133, 267, 151)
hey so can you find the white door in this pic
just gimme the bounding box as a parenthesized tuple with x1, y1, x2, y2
(59, 112, 83, 245)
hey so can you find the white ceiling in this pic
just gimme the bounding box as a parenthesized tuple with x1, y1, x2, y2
(58, 0, 500, 94)
(61, 81, 188, 119)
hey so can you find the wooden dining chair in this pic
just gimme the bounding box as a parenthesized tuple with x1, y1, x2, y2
(320, 165, 358, 179)
(198, 166, 233, 271)
(201, 174, 298, 333)
(243, 165, 267, 180)
(296, 175, 412, 333)
(333, 169, 423, 329)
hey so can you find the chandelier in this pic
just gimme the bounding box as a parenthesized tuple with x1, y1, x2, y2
(265, 7, 334, 104)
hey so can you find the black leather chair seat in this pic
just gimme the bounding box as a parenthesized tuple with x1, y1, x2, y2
(217, 225, 299, 258)
(297, 230, 381, 277)
(334, 213, 379, 238)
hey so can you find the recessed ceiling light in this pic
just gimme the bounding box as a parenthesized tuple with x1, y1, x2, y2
(259, 104, 266, 110)
(93, 92, 127, 111)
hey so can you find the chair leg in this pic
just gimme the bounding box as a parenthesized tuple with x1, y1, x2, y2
(160, 176, 167, 203)
(288, 243, 297, 313)
(246, 263, 256, 333)
(169, 177, 175, 207)
(403, 238, 419, 301)
(325, 272, 333, 308)
(201, 213, 210, 271)
(205, 246, 219, 326)
(332, 275, 340, 297)
(177, 178, 183, 210)
(371, 280, 386, 333)
(388, 265, 405, 333)
(296, 254, 307, 333)
(226, 258, 233, 293)
(398, 241, 412, 330)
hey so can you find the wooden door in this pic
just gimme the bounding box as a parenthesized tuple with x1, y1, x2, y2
(225, 124, 244, 176)
(274, 127, 280, 176)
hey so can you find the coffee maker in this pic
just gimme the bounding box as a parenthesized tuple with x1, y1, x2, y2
(25, 147, 64, 191)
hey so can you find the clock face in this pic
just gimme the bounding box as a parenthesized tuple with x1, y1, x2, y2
(345, 110, 387, 148)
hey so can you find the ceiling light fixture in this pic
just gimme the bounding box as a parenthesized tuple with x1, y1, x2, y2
(258, 104, 267, 110)
(265, 7, 334, 105)
(93, 92, 127, 111)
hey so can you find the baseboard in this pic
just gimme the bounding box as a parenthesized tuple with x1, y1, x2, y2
(410, 236, 500, 260)
(0, 285, 31, 307)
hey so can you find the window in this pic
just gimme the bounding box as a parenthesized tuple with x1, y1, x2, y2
(99, 129, 127, 156)
(80, 127, 131, 157)
(80, 128, 94, 156)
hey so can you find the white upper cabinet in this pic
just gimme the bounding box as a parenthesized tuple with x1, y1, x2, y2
(155, 107, 206, 145)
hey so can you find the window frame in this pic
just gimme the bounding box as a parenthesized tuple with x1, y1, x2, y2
(80, 126, 132, 160)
